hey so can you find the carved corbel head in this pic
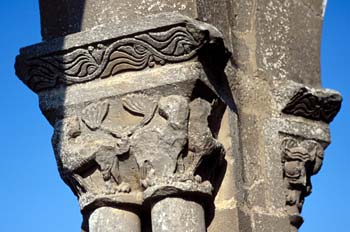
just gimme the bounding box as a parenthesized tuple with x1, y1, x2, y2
(281, 137, 324, 228)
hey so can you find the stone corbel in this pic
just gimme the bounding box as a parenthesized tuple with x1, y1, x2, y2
(16, 13, 232, 232)
(280, 85, 342, 230)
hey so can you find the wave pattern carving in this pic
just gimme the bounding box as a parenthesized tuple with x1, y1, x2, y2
(282, 87, 342, 123)
(18, 25, 208, 92)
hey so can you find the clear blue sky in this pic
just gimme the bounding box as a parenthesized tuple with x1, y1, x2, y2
(0, 1, 348, 231)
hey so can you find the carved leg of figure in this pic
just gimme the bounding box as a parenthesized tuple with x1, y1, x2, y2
(151, 197, 206, 232)
(89, 207, 141, 232)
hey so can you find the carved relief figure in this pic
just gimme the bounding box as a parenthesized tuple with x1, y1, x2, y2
(130, 95, 190, 186)
(281, 137, 324, 228)
(185, 98, 224, 178)
(52, 91, 225, 210)
(52, 94, 159, 199)
(131, 95, 225, 194)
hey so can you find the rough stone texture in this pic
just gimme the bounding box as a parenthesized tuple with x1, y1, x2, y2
(255, 0, 324, 87)
(15, 1, 342, 232)
(39, 0, 198, 40)
(151, 198, 206, 232)
(254, 214, 291, 232)
(17, 11, 232, 230)
(16, 14, 223, 93)
(89, 207, 141, 232)
(196, 1, 341, 231)
(46, 58, 228, 212)
(208, 208, 253, 232)
(282, 87, 342, 123)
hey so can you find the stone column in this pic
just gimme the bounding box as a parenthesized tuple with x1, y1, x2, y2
(197, 1, 342, 231)
(16, 1, 232, 231)
(89, 207, 141, 232)
(151, 198, 206, 232)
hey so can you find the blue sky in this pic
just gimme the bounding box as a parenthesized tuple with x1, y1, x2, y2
(0, 1, 348, 231)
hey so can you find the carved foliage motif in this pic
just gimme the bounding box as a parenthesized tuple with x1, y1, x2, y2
(52, 94, 225, 209)
(81, 100, 109, 131)
(281, 137, 324, 228)
(282, 87, 342, 123)
(17, 24, 208, 92)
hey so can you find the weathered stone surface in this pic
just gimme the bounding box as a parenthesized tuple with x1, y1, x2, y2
(282, 87, 342, 123)
(17, 11, 231, 230)
(16, 13, 223, 93)
(50, 76, 227, 212)
(40, 0, 198, 40)
(281, 137, 324, 229)
(151, 197, 206, 232)
(15, 1, 342, 232)
(89, 207, 141, 232)
(208, 208, 252, 232)
(254, 214, 290, 232)
(255, 0, 324, 87)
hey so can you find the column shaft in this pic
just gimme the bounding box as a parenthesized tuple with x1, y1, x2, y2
(151, 198, 206, 232)
(89, 207, 141, 232)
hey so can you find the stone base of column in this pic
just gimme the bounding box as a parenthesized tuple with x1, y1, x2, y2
(151, 197, 206, 232)
(89, 207, 141, 232)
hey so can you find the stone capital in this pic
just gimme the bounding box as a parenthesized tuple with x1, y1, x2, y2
(16, 12, 233, 231)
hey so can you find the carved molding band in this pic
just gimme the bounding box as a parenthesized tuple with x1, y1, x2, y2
(281, 137, 324, 228)
(16, 22, 222, 92)
(282, 87, 342, 123)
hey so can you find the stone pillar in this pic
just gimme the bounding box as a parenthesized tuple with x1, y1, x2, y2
(16, 1, 232, 230)
(151, 198, 206, 232)
(89, 207, 141, 232)
(15, 1, 342, 232)
(197, 1, 342, 231)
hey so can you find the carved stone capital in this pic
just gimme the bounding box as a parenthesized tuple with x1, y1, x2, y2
(15, 14, 231, 225)
(52, 92, 226, 212)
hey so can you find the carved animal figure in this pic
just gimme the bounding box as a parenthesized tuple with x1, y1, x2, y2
(130, 95, 189, 179)
(52, 114, 131, 195)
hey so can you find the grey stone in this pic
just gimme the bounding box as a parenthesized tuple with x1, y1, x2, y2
(254, 213, 290, 232)
(15, 0, 342, 231)
(255, 0, 324, 87)
(281, 137, 325, 228)
(151, 197, 206, 232)
(39, 0, 198, 40)
(89, 207, 141, 232)
(208, 208, 253, 232)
